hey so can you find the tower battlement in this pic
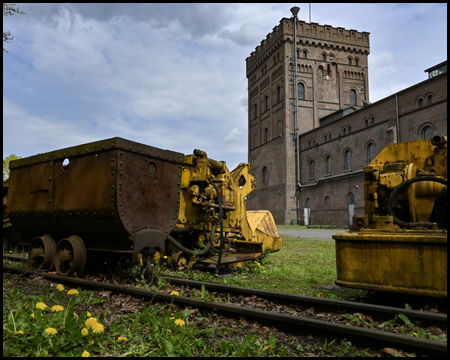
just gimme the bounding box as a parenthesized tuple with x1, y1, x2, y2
(246, 17, 370, 70)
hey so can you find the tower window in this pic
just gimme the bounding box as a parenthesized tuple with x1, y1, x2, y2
(418, 98, 423, 108)
(427, 95, 433, 105)
(309, 159, 315, 178)
(254, 104, 258, 119)
(348, 57, 352, 65)
(303, 51, 307, 59)
(325, 196, 331, 206)
(263, 167, 268, 183)
(325, 156, 331, 175)
(264, 128, 268, 143)
(265, 95, 269, 111)
(364, 118, 368, 127)
(345, 150, 352, 171)
(297, 83, 305, 100)
(367, 143, 375, 164)
(277, 86, 281, 102)
(355, 58, 359, 66)
(322, 54, 326, 61)
(350, 89, 357, 106)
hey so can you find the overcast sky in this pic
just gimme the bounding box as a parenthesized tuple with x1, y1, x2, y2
(3, 3, 447, 169)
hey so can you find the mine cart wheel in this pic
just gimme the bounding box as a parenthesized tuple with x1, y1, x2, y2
(173, 251, 189, 270)
(54, 235, 87, 276)
(28, 234, 56, 270)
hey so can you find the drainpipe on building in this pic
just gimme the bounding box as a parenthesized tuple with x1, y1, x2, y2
(395, 93, 400, 143)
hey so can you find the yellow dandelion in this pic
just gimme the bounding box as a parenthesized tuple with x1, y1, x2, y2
(51, 305, 65, 312)
(92, 322, 105, 334)
(167, 329, 172, 333)
(170, 316, 175, 320)
(67, 289, 79, 296)
(36, 302, 47, 310)
(214, 273, 219, 277)
(118, 336, 128, 341)
(174, 318, 186, 327)
(81, 328, 89, 337)
(413, 332, 418, 336)
(346, 323, 350, 326)
(85, 317, 98, 329)
(56, 284, 64, 291)
(45, 327, 57, 335)
(263, 344, 273, 351)
(242, 276, 246, 279)
(164, 255, 168, 259)
(170, 290, 180, 296)
(82, 350, 90, 357)
(15, 330, 25, 335)
(31, 312, 35, 319)
(86, 311, 92, 317)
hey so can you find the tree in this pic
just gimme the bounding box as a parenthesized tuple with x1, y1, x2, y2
(3, 3, 25, 52)
(3, 154, 22, 181)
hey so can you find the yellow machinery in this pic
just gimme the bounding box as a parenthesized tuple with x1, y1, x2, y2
(4, 138, 281, 279)
(333, 135, 447, 298)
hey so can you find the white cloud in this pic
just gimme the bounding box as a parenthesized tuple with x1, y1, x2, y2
(224, 128, 243, 143)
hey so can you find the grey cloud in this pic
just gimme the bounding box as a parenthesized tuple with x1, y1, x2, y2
(17, 3, 235, 39)
(218, 23, 262, 46)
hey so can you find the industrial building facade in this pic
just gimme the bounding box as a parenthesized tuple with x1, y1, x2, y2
(245, 15, 447, 225)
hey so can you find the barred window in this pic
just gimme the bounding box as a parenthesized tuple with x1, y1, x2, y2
(350, 89, 357, 106)
(422, 126, 433, 139)
(309, 159, 315, 178)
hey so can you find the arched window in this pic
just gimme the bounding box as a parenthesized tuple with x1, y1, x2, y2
(306, 198, 311, 209)
(264, 128, 268, 143)
(322, 54, 326, 61)
(422, 126, 433, 139)
(347, 125, 351, 134)
(327, 64, 331, 76)
(297, 83, 305, 100)
(418, 98, 423, 108)
(328, 134, 332, 141)
(296, 49, 300, 58)
(355, 58, 359, 66)
(345, 150, 352, 171)
(263, 167, 268, 183)
(309, 159, 315, 178)
(348, 192, 354, 205)
(348, 57, 352, 65)
(303, 51, 307, 59)
(367, 143, 375, 164)
(370, 116, 375, 125)
(325, 196, 331, 206)
(349, 89, 357, 106)
(265, 95, 269, 111)
(254, 104, 258, 119)
(363, 118, 368, 127)
(342, 127, 346, 136)
(427, 95, 433, 105)
(325, 155, 332, 175)
(277, 86, 281, 102)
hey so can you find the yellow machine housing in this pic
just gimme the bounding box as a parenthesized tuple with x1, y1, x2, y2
(333, 136, 447, 298)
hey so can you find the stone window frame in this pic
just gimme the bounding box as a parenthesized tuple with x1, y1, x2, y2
(297, 82, 305, 100)
(418, 123, 435, 140)
(302, 50, 307, 59)
(347, 56, 353, 65)
(417, 97, 424, 108)
(349, 88, 357, 106)
(363, 118, 369, 127)
(322, 52, 327, 61)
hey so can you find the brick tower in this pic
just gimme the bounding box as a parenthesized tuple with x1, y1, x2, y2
(246, 13, 370, 224)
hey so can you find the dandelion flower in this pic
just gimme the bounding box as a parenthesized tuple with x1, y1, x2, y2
(92, 323, 105, 334)
(81, 328, 89, 337)
(45, 327, 57, 335)
(167, 329, 172, 333)
(85, 317, 98, 329)
(242, 276, 246, 279)
(164, 255, 168, 259)
(82, 351, 90, 357)
(67, 289, 79, 296)
(51, 305, 65, 312)
(118, 336, 128, 341)
(36, 302, 47, 310)
(263, 344, 273, 351)
(170, 290, 180, 296)
(86, 311, 92, 317)
(15, 330, 25, 335)
(413, 332, 418, 336)
(170, 316, 175, 320)
(56, 284, 64, 291)
(174, 318, 186, 327)
(346, 323, 350, 326)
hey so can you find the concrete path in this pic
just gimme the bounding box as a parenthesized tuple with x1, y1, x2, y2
(277, 228, 347, 241)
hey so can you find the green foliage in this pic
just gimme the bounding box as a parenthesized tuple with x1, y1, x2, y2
(3, 154, 22, 181)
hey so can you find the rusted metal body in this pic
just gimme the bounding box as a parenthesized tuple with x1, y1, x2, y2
(5, 137, 281, 277)
(333, 136, 447, 298)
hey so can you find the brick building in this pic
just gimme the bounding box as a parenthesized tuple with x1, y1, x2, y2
(245, 14, 447, 225)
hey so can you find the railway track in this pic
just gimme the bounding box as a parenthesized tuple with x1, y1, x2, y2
(3, 262, 447, 356)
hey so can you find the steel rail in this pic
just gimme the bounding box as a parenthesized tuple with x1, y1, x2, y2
(163, 276, 447, 329)
(3, 265, 447, 356)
